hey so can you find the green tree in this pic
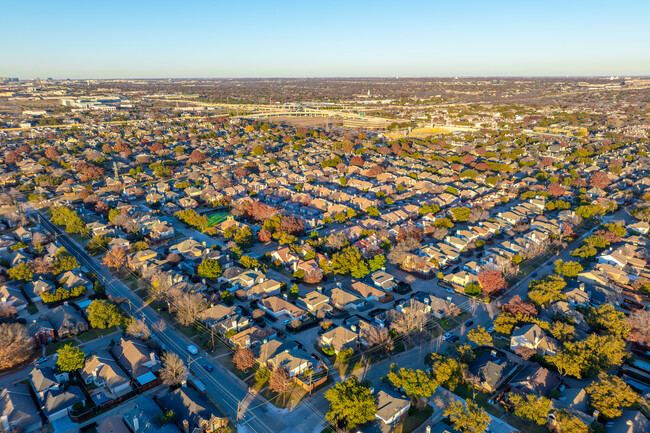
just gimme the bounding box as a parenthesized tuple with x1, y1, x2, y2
(549, 334, 626, 378)
(86, 300, 126, 329)
(7, 262, 33, 281)
(426, 353, 465, 391)
(234, 227, 254, 248)
(467, 326, 493, 346)
(54, 251, 80, 275)
(198, 258, 223, 279)
(56, 343, 86, 372)
(365, 207, 380, 217)
(451, 207, 471, 222)
(465, 283, 481, 296)
(586, 304, 630, 337)
(325, 376, 377, 431)
(552, 409, 588, 433)
(87, 234, 111, 255)
(330, 246, 370, 279)
(368, 254, 386, 272)
(585, 374, 639, 419)
(554, 260, 583, 278)
(444, 400, 491, 433)
(386, 366, 438, 400)
(528, 275, 566, 307)
(509, 393, 551, 425)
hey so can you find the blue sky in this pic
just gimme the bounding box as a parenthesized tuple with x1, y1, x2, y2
(2, 0, 649, 79)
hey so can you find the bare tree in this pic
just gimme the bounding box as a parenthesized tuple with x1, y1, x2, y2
(172, 291, 206, 326)
(0, 303, 17, 320)
(32, 231, 48, 245)
(361, 325, 394, 355)
(126, 318, 151, 339)
(326, 233, 348, 250)
(391, 309, 428, 341)
(166, 253, 182, 264)
(0, 323, 31, 370)
(33, 257, 54, 274)
(152, 319, 167, 333)
(269, 367, 293, 406)
(160, 352, 189, 386)
(468, 208, 489, 223)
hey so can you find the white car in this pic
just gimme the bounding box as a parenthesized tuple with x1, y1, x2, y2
(442, 332, 453, 340)
(487, 326, 495, 334)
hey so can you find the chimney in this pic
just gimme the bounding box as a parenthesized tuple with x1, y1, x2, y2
(150, 352, 156, 364)
(133, 416, 139, 432)
(579, 283, 585, 291)
(182, 419, 190, 433)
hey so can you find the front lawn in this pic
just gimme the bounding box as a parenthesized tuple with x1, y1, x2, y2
(393, 405, 434, 433)
(77, 326, 119, 343)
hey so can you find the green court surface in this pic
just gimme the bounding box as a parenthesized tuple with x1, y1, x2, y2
(207, 211, 229, 226)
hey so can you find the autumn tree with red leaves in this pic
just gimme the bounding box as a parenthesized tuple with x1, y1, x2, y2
(258, 228, 272, 242)
(188, 150, 207, 164)
(4, 150, 21, 164)
(478, 266, 507, 296)
(500, 295, 537, 316)
(350, 156, 365, 167)
(547, 183, 566, 197)
(45, 147, 60, 160)
(149, 142, 164, 153)
(590, 172, 611, 189)
(279, 215, 305, 235)
(233, 348, 256, 371)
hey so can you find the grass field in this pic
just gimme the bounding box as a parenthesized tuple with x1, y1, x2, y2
(207, 211, 230, 227)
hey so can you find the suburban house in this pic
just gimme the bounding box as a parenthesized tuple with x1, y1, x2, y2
(371, 271, 397, 291)
(157, 387, 228, 433)
(112, 338, 160, 386)
(229, 326, 276, 349)
(122, 394, 182, 433)
(259, 296, 306, 321)
(348, 281, 389, 302)
(329, 288, 363, 310)
(510, 324, 559, 356)
(81, 350, 132, 395)
(26, 318, 55, 348)
(320, 326, 358, 353)
(0, 382, 43, 433)
(45, 304, 89, 337)
(467, 350, 518, 392)
(41, 386, 85, 421)
(255, 339, 313, 377)
(298, 291, 333, 315)
(374, 386, 411, 427)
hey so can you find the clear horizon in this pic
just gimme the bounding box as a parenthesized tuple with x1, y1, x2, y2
(2, 0, 649, 79)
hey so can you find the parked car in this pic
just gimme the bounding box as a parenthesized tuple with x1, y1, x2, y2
(465, 320, 474, 327)
(487, 326, 495, 334)
(187, 345, 198, 355)
(203, 363, 214, 372)
(442, 332, 453, 341)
